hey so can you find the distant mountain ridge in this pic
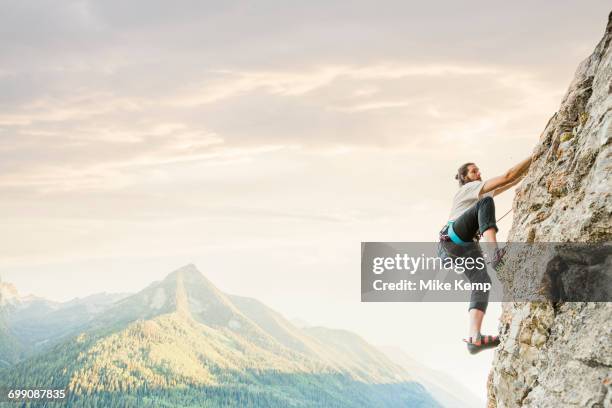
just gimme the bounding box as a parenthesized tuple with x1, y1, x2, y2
(0, 280, 129, 362)
(0, 265, 441, 407)
(379, 346, 483, 408)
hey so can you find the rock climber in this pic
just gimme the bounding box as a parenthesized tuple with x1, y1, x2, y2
(439, 156, 531, 354)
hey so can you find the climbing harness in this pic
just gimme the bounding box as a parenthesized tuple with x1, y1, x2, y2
(439, 207, 512, 244)
(439, 221, 479, 245)
(447, 221, 469, 246)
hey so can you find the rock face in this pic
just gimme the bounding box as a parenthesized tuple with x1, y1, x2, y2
(487, 11, 612, 408)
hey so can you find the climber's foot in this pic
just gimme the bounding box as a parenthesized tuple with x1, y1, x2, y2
(463, 334, 500, 355)
(491, 247, 506, 271)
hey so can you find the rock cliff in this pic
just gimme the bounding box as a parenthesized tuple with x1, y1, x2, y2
(487, 11, 612, 408)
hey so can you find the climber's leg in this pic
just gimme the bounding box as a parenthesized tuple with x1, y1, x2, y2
(469, 308, 485, 339)
(462, 246, 499, 354)
(441, 238, 500, 354)
(465, 300, 500, 354)
(482, 228, 497, 244)
(453, 196, 507, 268)
(445, 244, 491, 337)
(465, 246, 491, 317)
(475, 196, 497, 238)
(452, 196, 498, 242)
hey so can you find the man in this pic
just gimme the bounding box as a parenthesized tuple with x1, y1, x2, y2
(440, 156, 531, 354)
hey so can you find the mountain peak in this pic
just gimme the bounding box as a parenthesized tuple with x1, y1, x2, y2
(162, 264, 219, 293)
(164, 263, 220, 285)
(96, 264, 252, 332)
(168, 263, 200, 277)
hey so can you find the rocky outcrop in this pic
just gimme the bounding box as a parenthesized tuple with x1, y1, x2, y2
(488, 11, 612, 408)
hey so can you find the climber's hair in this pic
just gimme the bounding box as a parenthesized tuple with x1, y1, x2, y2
(455, 162, 475, 186)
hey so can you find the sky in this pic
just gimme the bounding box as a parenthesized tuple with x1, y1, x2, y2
(2, 0, 611, 401)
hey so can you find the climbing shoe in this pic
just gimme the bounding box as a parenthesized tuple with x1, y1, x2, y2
(463, 334, 500, 355)
(491, 247, 506, 271)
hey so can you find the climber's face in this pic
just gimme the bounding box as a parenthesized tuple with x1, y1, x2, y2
(466, 164, 481, 182)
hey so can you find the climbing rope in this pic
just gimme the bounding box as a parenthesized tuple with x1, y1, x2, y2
(496, 208, 513, 223)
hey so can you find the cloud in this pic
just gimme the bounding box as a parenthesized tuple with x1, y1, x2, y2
(1, 1, 607, 195)
(0, 59, 563, 194)
(166, 64, 499, 107)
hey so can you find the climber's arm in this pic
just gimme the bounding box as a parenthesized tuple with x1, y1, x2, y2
(480, 156, 532, 195)
(493, 176, 522, 197)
